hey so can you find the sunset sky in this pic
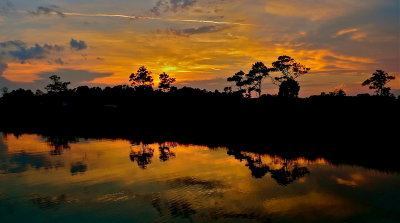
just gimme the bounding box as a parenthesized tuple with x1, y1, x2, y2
(0, 0, 399, 96)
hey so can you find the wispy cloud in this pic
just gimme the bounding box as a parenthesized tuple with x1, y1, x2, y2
(333, 28, 359, 37)
(29, 6, 65, 17)
(19, 6, 252, 26)
(61, 11, 252, 26)
(0, 59, 7, 75)
(160, 25, 230, 36)
(150, 0, 197, 16)
(54, 58, 64, 65)
(0, 0, 13, 14)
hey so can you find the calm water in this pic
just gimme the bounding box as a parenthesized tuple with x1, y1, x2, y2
(0, 133, 399, 223)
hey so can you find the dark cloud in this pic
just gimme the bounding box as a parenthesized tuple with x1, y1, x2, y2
(43, 44, 64, 52)
(29, 6, 65, 17)
(36, 69, 111, 85)
(10, 44, 49, 61)
(176, 78, 227, 90)
(392, 89, 400, 96)
(0, 40, 64, 63)
(0, 60, 7, 75)
(150, 0, 197, 16)
(54, 58, 64, 65)
(0, 59, 12, 88)
(161, 25, 229, 36)
(0, 0, 13, 14)
(292, 3, 399, 59)
(0, 68, 113, 90)
(0, 40, 25, 48)
(0, 41, 70, 86)
(70, 39, 87, 51)
(0, 76, 15, 90)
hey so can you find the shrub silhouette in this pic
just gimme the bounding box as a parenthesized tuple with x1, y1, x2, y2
(278, 78, 300, 98)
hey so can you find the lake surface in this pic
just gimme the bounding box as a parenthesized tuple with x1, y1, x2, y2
(0, 133, 399, 223)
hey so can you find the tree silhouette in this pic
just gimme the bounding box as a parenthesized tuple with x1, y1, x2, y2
(227, 62, 270, 98)
(246, 62, 270, 98)
(272, 56, 310, 98)
(362, 70, 395, 96)
(227, 70, 247, 96)
(129, 66, 154, 87)
(158, 72, 176, 92)
(329, 89, 346, 97)
(44, 75, 70, 93)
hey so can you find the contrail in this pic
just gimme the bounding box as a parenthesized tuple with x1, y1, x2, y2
(172, 19, 250, 26)
(63, 12, 159, 21)
(64, 12, 252, 26)
(24, 10, 252, 26)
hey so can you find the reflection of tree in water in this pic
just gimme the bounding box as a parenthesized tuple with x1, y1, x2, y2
(129, 142, 154, 169)
(159, 142, 176, 162)
(227, 149, 310, 185)
(44, 135, 79, 156)
(129, 141, 177, 169)
(270, 163, 310, 186)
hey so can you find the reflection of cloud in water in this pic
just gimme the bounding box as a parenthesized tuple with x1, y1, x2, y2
(150, 193, 196, 222)
(70, 161, 88, 175)
(263, 192, 362, 219)
(1, 134, 56, 174)
(0, 135, 398, 222)
(1, 152, 64, 174)
(167, 177, 223, 190)
(144, 177, 274, 222)
(96, 192, 130, 202)
(146, 191, 272, 222)
(335, 173, 366, 187)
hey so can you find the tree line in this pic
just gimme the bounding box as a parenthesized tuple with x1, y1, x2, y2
(0, 55, 397, 100)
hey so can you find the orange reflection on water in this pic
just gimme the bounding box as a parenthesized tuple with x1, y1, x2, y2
(1, 133, 399, 223)
(241, 152, 329, 169)
(3, 134, 52, 154)
(335, 173, 367, 187)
